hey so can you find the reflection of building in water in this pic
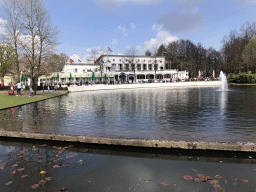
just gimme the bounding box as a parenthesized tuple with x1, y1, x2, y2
(38, 55, 189, 85)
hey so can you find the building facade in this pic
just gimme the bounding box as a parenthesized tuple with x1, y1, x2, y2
(95, 55, 188, 83)
(39, 55, 189, 85)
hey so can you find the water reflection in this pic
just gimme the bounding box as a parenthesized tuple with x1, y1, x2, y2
(1, 86, 256, 143)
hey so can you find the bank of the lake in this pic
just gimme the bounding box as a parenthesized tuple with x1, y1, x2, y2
(68, 81, 221, 92)
(0, 90, 68, 110)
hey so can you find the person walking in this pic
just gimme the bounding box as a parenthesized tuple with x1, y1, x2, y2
(29, 86, 35, 97)
(16, 82, 22, 96)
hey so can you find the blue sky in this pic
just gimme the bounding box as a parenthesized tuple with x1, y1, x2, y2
(1, 0, 256, 62)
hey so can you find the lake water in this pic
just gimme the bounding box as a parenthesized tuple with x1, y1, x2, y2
(0, 140, 256, 192)
(1, 85, 256, 143)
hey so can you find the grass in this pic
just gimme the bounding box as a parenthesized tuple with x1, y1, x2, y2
(0, 90, 67, 109)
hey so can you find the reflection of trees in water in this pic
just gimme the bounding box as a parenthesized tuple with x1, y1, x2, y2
(0, 96, 69, 133)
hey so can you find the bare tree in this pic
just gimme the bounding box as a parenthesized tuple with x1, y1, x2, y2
(18, 0, 59, 94)
(1, 0, 23, 81)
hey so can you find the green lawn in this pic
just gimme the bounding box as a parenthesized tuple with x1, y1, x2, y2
(0, 91, 66, 109)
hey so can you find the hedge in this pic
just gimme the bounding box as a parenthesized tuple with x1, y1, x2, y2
(228, 73, 256, 84)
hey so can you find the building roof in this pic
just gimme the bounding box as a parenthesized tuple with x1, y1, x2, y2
(96, 55, 165, 62)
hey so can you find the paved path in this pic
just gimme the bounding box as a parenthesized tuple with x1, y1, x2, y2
(68, 81, 221, 92)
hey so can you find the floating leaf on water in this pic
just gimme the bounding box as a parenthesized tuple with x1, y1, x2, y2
(5, 181, 13, 185)
(214, 175, 222, 179)
(18, 168, 25, 172)
(45, 177, 53, 181)
(38, 155, 43, 158)
(79, 160, 83, 164)
(52, 146, 57, 149)
(159, 181, 170, 186)
(194, 178, 200, 182)
(0, 165, 5, 170)
(143, 180, 152, 182)
(65, 162, 70, 166)
(53, 164, 61, 168)
(41, 144, 46, 147)
(59, 187, 67, 191)
(225, 180, 228, 184)
(58, 150, 63, 154)
(38, 180, 46, 185)
(11, 170, 16, 175)
(82, 149, 89, 152)
(38, 160, 42, 163)
(206, 176, 214, 180)
(191, 169, 197, 172)
(183, 175, 193, 180)
(212, 183, 223, 190)
(199, 175, 207, 182)
(209, 180, 219, 185)
(31, 184, 40, 189)
(21, 175, 28, 178)
(68, 145, 74, 148)
(40, 171, 46, 175)
(240, 179, 249, 183)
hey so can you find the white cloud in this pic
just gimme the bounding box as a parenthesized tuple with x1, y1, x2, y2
(70, 54, 81, 62)
(143, 26, 178, 53)
(118, 24, 127, 36)
(131, 23, 136, 30)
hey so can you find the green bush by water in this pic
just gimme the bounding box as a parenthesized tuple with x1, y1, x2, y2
(228, 73, 256, 84)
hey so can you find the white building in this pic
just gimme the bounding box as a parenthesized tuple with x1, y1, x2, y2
(39, 55, 189, 85)
(95, 55, 188, 83)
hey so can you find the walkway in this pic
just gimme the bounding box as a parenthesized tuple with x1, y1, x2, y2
(68, 81, 221, 92)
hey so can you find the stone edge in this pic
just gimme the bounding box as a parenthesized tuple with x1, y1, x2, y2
(0, 131, 255, 152)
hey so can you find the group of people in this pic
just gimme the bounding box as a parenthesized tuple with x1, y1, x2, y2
(9, 82, 34, 97)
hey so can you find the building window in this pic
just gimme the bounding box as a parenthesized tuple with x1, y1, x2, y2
(119, 59, 121, 61)
(125, 64, 129, 71)
(83, 70, 85, 73)
(113, 59, 115, 61)
(75, 68, 78, 72)
(137, 64, 141, 71)
(149, 64, 152, 70)
(143, 64, 147, 71)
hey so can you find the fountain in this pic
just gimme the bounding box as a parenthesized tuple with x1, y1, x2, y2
(219, 71, 228, 91)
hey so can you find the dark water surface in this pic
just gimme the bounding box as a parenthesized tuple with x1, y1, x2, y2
(1, 85, 256, 143)
(0, 140, 256, 192)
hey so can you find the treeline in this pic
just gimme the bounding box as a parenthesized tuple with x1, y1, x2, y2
(153, 22, 256, 78)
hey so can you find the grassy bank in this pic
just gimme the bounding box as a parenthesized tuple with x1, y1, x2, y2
(0, 90, 67, 109)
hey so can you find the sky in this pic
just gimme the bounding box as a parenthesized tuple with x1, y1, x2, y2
(1, 0, 256, 62)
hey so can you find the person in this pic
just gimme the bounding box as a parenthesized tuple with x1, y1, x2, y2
(8, 86, 14, 95)
(16, 82, 21, 96)
(29, 86, 34, 97)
